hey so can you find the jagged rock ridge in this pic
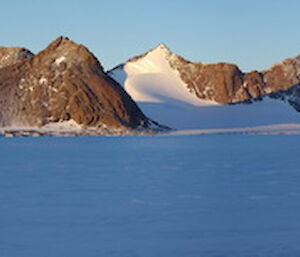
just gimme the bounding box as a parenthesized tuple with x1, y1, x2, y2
(168, 52, 300, 107)
(0, 37, 156, 131)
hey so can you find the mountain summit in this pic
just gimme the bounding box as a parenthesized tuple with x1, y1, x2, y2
(0, 37, 158, 133)
(109, 43, 213, 106)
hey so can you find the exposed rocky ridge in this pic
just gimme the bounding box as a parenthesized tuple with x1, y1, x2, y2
(0, 37, 158, 131)
(109, 44, 300, 109)
(0, 47, 33, 69)
(168, 52, 300, 106)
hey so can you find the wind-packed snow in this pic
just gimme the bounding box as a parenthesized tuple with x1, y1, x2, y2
(166, 123, 300, 136)
(1, 136, 300, 257)
(109, 46, 300, 130)
(138, 97, 300, 129)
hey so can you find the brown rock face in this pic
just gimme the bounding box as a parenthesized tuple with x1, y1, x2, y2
(263, 56, 300, 91)
(0, 37, 149, 129)
(170, 60, 244, 104)
(170, 53, 300, 105)
(0, 47, 33, 69)
(167, 56, 263, 104)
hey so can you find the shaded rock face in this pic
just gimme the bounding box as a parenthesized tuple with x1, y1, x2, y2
(0, 37, 149, 128)
(0, 47, 33, 69)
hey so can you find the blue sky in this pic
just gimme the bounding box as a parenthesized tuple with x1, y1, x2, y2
(1, 0, 300, 71)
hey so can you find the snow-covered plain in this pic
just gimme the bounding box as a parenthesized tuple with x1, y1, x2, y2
(1, 135, 300, 257)
(109, 45, 300, 130)
(138, 98, 300, 130)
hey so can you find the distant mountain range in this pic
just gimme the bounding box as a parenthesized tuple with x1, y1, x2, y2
(1, 37, 300, 136)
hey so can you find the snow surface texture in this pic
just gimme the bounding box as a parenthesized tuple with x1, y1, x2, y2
(109, 45, 300, 130)
(1, 136, 300, 257)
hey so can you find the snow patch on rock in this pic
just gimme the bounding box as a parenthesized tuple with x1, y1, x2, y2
(55, 56, 66, 65)
(41, 119, 82, 131)
(39, 77, 48, 85)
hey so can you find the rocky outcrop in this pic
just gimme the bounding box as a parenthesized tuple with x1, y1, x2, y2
(170, 59, 246, 104)
(169, 53, 300, 105)
(0, 47, 33, 69)
(0, 37, 153, 130)
(263, 56, 300, 90)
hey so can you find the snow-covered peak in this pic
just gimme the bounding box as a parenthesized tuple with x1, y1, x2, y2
(150, 43, 172, 55)
(109, 45, 217, 106)
(157, 43, 168, 49)
(125, 44, 173, 74)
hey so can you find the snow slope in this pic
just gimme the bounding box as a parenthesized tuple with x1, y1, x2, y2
(109, 44, 215, 106)
(109, 45, 300, 130)
(137, 98, 300, 129)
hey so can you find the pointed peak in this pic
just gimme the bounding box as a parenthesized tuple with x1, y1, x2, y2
(38, 36, 93, 60)
(153, 43, 172, 53)
(116, 43, 176, 67)
(157, 43, 168, 49)
(31, 36, 104, 72)
(144, 43, 174, 60)
(55, 35, 71, 42)
(45, 36, 77, 51)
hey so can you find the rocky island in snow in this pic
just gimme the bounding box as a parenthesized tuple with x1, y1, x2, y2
(0, 37, 166, 137)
